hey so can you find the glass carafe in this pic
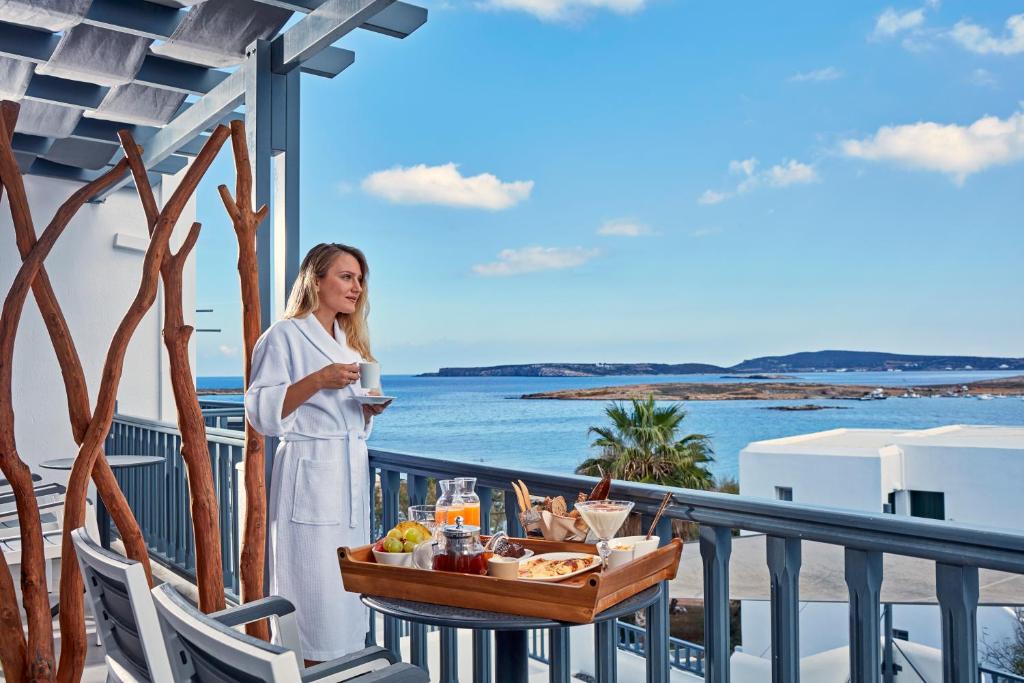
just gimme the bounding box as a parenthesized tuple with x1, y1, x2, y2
(455, 477, 481, 527)
(436, 479, 464, 526)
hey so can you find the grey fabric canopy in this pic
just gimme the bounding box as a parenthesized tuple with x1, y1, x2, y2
(671, 534, 1024, 606)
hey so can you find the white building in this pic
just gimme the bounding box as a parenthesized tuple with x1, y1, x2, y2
(738, 425, 1024, 663)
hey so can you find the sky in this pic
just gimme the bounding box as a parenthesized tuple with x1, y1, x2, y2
(192, 0, 1024, 376)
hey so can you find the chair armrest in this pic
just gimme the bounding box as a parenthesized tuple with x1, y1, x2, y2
(210, 596, 295, 627)
(301, 647, 398, 681)
(0, 500, 65, 521)
(304, 663, 427, 683)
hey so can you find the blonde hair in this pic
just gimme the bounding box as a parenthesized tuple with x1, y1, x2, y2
(283, 243, 375, 361)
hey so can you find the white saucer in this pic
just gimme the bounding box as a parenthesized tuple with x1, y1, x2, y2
(354, 395, 395, 406)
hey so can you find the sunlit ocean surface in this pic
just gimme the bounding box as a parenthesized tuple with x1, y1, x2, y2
(197, 371, 1024, 479)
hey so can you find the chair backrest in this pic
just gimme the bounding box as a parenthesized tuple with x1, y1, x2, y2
(70, 527, 174, 682)
(151, 583, 304, 683)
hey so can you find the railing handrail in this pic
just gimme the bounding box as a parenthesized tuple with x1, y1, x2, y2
(979, 665, 1024, 682)
(368, 449, 1024, 572)
(114, 412, 245, 446)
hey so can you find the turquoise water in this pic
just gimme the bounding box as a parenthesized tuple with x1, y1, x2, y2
(197, 372, 1024, 479)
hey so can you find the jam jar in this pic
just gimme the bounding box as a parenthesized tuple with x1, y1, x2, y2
(432, 516, 487, 575)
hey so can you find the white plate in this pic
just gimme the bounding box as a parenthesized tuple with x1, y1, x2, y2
(517, 552, 601, 582)
(354, 395, 395, 406)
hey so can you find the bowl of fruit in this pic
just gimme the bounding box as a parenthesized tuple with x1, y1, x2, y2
(372, 521, 432, 567)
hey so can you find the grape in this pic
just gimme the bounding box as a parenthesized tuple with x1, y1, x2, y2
(403, 528, 423, 544)
(387, 528, 403, 540)
(402, 540, 416, 553)
(383, 538, 403, 553)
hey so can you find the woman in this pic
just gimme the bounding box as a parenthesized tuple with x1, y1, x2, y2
(245, 243, 389, 662)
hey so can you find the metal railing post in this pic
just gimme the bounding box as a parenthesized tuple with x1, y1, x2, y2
(594, 620, 618, 683)
(440, 627, 459, 683)
(548, 627, 570, 683)
(700, 525, 732, 683)
(844, 548, 882, 683)
(936, 562, 979, 682)
(472, 630, 492, 683)
(381, 469, 401, 659)
(767, 536, 801, 682)
(645, 517, 673, 683)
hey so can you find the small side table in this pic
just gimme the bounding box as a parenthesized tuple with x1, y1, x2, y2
(40, 455, 164, 548)
(363, 583, 662, 683)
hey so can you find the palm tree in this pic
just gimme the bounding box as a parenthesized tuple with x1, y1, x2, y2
(576, 396, 715, 490)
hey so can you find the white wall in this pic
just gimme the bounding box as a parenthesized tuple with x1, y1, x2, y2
(0, 170, 196, 482)
(900, 445, 1024, 529)
(739, 450, 887, 513)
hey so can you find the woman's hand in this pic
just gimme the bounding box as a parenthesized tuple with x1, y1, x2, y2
(362, 389, 391, 423)
(317, 363, 360, 389)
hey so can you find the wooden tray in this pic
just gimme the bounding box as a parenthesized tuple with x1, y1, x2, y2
(337, 537, 682, 624)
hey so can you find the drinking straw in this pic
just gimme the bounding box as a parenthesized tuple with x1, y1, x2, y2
(646, 492, 674, 540)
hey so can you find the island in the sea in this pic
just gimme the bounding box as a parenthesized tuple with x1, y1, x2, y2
(419, 350, 1024, 377)
(520, 375, 1024, 401)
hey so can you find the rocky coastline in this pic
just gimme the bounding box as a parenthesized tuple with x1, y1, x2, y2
(520, 376, 1024, 401)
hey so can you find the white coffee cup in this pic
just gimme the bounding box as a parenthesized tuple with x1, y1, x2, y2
(359, 362, 381, 390)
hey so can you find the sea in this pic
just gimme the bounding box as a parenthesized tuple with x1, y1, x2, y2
(196, 371, 1024, 480)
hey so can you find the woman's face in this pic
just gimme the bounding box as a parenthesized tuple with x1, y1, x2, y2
(316, 252, 363, 316)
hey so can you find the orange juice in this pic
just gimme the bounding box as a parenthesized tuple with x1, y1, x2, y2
(461, 503, 481, 527)
(435, 507, 447, 526)
(445, 504, 465, 524)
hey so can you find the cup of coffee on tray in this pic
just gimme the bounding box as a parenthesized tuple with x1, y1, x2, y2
(359, 361, 381, 391)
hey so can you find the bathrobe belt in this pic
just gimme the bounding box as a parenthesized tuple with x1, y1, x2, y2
(281, 430, 368, 528)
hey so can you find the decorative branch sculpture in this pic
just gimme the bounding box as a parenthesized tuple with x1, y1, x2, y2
(55, 126, 231, 683)
(121, 132, 226, 613)
(0, 110, 133, 681)
(218, 119, 271, 639)
(0, 103, 154, 588)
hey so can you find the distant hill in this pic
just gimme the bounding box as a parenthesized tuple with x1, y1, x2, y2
(419, 362, 728, 377)
(419, 351, 1024, 377)
(730, 350, 1024, 373)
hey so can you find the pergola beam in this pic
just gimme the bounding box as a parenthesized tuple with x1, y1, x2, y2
(271, 0, 394, 72)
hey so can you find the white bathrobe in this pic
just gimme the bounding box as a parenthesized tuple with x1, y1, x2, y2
(244, 314, 373, 660)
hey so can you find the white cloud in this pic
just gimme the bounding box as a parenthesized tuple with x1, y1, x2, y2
(729, 158, 758, 176)
(473, 246, 599, 276)
(218, 345, 238, 357)
(477, 0, 645, 22)
(950, 14, 1024, 55)
(872, 7, 926, 39)
(697, 189, 730, 205)
(841, 110, 1024, 184)
(597, 219, 651, 236)
(701, 157, 818, 203)
(691, 227, 721, 238)
(765, 159, 819, 187)
(362, 163, 533, 210)
(789, 66, 843, 83)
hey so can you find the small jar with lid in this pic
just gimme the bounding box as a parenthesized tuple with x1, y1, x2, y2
(432, 516, 487, 575)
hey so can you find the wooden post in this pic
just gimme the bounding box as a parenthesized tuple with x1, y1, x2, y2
(54, 126, 230, 683)
(218, 119, 270, 638)
(0, 102, 154, 589)
(121, 133, 226, 613)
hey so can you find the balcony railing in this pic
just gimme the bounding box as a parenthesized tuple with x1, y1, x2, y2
(106, 410, 1024, 682)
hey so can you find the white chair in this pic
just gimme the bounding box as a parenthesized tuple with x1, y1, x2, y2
(1, 482, 71, 611)
(71, 527, 175, 682)
(151, 582, 428, 683)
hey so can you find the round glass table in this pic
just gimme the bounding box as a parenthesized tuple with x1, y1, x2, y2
(363, 583, 662, 683)
(40, 455, 164, 547)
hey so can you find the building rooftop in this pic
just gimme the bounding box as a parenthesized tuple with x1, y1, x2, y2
(742, 425, 1024, 458)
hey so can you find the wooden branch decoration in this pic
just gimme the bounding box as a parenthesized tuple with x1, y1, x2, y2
(218, 119, 271, 639)
(0, 102, 154, 589)
(121, 131, 226, 612)
(55, 125, 231, 683)
(0, 109, 133, 681)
